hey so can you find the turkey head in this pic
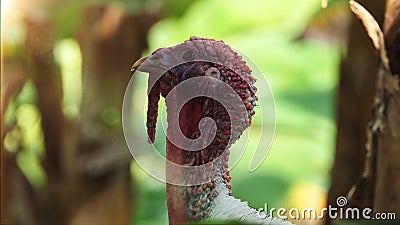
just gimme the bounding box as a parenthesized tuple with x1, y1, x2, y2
(132, 37, 292, 225)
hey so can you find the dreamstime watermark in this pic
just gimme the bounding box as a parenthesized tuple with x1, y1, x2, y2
(257, 196, 396, 221)
(122, 38, 276, 185)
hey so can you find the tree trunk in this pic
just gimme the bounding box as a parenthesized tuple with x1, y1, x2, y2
(69, 4, 159, 224)
(328, 1, 400, 223)
(328, 0, 385, 215)
(373, 0, 400, 214)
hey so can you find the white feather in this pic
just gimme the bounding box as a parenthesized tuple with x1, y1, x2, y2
(207, 179, 294, 225)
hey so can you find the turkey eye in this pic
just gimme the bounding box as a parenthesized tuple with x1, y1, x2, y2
(182, 50, 195, 61)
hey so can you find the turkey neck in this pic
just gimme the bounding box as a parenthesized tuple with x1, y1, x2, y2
(165, 93, 233, 224)
(165, 95, 203, 225)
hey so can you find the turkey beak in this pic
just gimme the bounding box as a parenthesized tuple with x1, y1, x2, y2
(131, 56, 149, 72)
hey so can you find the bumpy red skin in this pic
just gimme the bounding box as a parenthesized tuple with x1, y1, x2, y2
(144, 37, 258, 223)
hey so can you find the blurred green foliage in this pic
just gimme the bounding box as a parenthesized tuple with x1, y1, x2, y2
(4, 81, 47, 189)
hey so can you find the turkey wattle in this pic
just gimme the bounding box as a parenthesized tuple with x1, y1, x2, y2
(132, 37, 293, 225)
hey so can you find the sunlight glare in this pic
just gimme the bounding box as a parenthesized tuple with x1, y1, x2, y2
(1, 0, 12, 19)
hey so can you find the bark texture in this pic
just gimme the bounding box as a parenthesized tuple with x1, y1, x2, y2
(328, 0, 385, 213)
(328, 1, 400, 223)
(373, 0, 400, 214)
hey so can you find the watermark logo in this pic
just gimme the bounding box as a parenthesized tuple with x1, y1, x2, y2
(256, 196, 396, 221)
(122, 39, 276, 185)
(336, 196, 347, 207)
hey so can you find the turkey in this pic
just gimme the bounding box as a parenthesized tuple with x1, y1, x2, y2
(132, 36, 293, 225)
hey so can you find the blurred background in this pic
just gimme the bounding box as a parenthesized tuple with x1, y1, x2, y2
(1, 0, 387, 224)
